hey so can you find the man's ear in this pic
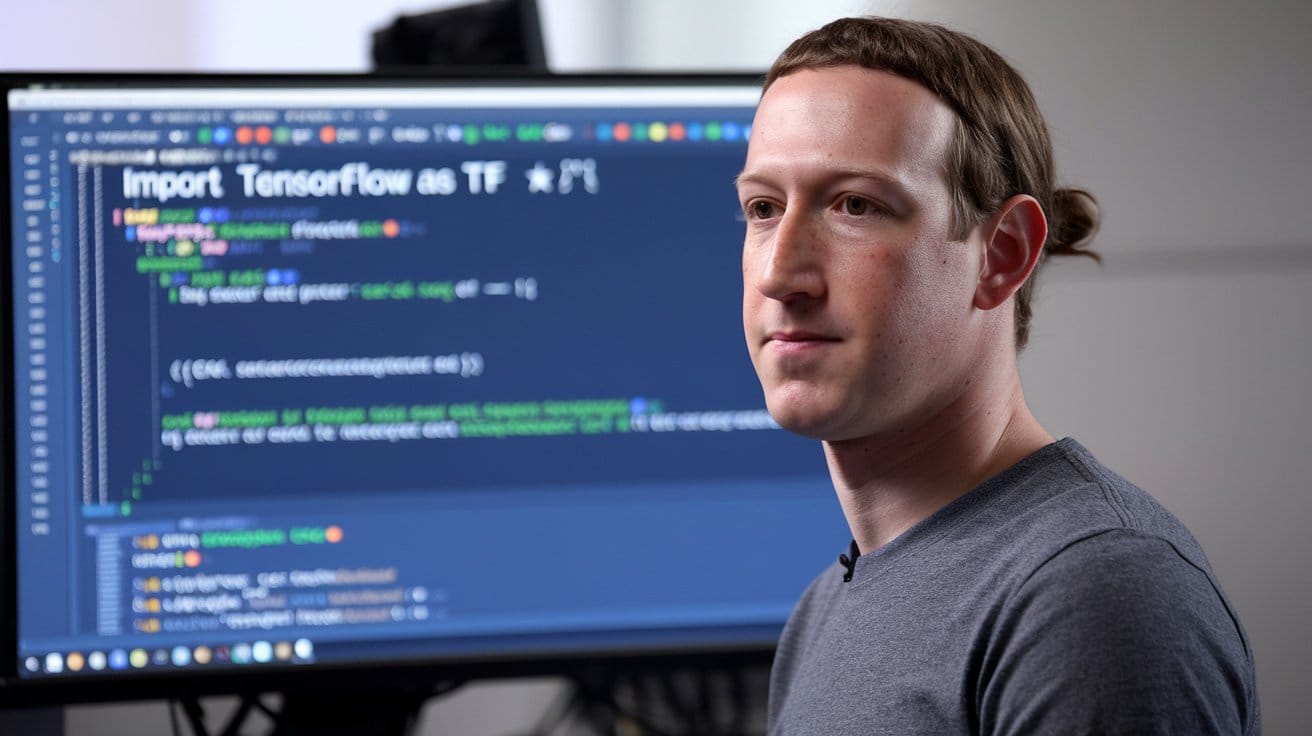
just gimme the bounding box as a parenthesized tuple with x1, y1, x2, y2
(973, 194, 1048, 311)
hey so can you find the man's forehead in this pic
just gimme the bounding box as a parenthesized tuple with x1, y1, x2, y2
(743, 66, 956, 189)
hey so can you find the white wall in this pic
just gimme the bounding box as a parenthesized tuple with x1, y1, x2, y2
(0, 0, 196, 70)
(4, 1, 1309, 733)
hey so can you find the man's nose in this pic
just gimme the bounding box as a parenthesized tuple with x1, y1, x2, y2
(754, 210, 825, 302)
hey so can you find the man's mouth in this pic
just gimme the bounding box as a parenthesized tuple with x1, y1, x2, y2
(768, 330, 838, 343)
(765, 331, 840, 354)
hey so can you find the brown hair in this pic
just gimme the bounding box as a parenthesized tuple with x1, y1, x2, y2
(765, 17, 1100, 350)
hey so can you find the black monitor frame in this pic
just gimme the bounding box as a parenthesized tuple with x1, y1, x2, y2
(0, 70, 825, 710)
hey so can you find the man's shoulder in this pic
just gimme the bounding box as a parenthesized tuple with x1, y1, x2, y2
(780, 438, 1207, 619)
(961, 437, 1214, 578)
(784, 438, 1221, 607)
(977, 527, 1259, 733)
(768, 439, 1260, 734)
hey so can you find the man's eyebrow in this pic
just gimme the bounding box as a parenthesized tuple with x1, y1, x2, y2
(734, 167, 915, 201)
(733, 170, 764, 189)
(834, 167, 909, 188)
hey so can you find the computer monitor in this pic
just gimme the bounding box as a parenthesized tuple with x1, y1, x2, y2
(0, 73, 847, 707)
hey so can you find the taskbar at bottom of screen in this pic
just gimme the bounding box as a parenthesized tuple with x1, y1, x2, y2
(17, 619, 783, 681)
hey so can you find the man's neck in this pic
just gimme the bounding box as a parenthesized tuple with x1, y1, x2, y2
(823, 366, 1052, 554)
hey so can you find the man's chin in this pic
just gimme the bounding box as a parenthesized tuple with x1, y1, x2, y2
(764, 400, 846, 441)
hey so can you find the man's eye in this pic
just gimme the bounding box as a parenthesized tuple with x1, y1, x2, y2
(843, 196, 870, 216)
(748, 200, 777, 219)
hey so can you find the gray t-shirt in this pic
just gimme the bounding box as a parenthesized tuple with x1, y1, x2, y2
(768, 438, 1259, 735)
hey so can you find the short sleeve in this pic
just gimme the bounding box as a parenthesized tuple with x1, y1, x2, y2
(978, 529, 1258, 735)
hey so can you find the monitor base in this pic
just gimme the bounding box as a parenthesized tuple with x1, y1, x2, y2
(177, 688, 439, 736)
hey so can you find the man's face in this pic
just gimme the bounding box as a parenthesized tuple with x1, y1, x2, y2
(739, 66, 986, 442)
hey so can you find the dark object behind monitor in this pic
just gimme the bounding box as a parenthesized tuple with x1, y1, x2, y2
(372, 0, 548, 71)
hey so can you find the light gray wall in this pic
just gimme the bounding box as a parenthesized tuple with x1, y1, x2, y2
(917, 5, 1312, 733)
(4, 1, 1308, 733)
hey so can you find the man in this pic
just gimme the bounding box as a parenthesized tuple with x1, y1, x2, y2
(738, 17, 1259, 734)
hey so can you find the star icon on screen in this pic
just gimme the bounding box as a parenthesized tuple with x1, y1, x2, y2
(525, 162, 554, 193)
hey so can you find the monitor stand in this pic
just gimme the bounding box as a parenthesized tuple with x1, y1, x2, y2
(178, 687, 438, 736)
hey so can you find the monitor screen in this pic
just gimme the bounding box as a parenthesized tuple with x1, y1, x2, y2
(0, 74, 846, 702)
